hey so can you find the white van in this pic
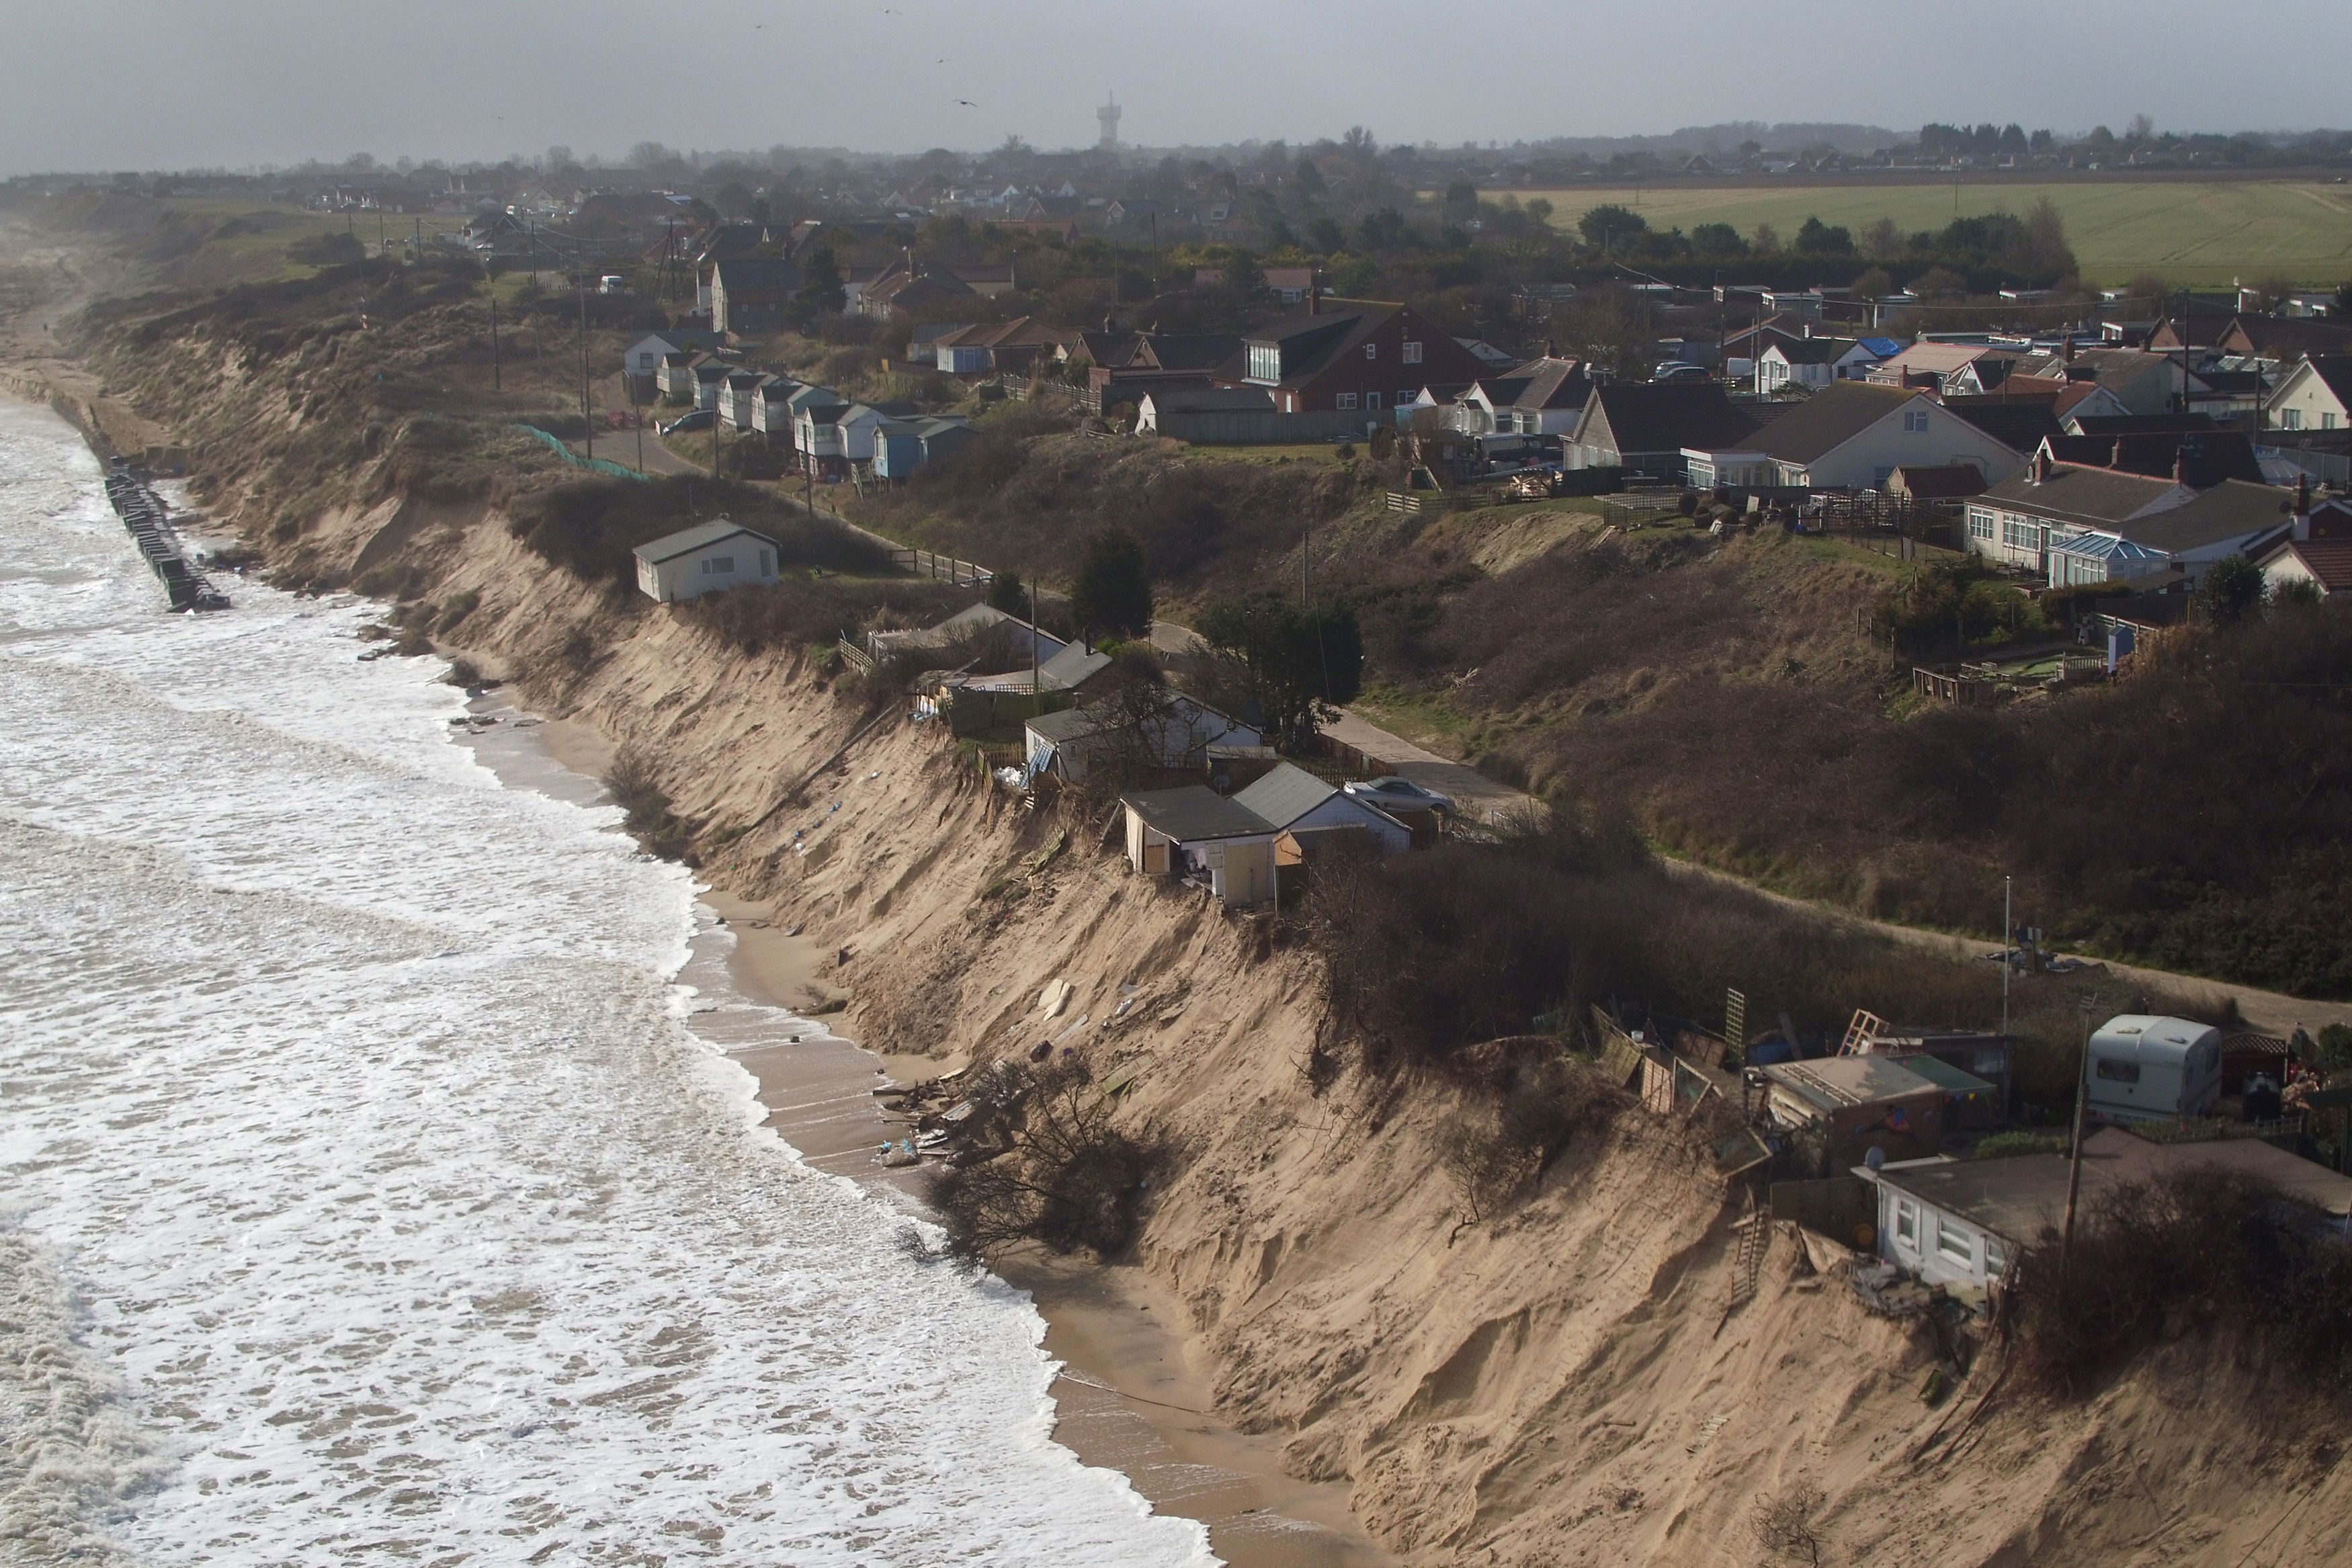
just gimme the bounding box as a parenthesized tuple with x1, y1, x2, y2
(2085, 1015, 2222, 1123)
(599, 274, 627, 294)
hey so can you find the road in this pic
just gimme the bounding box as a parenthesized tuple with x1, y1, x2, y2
(1318, 708, 1539, 828)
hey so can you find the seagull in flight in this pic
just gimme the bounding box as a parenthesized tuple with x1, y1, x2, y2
(956, 99, 977, 107)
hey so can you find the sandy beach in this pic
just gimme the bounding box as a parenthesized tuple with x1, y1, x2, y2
(459, 701, 1392, 1568)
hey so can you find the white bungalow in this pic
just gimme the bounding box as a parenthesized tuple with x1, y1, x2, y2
(632, 521, 781, 603)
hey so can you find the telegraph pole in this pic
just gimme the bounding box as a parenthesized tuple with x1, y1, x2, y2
(2001, 875, 2012, 1041)
(489, 296, 501, 391)
(578, 278, 594, 462)
(2060, 994, 2099, 1282)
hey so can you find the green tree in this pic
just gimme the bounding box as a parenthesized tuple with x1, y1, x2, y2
(2270, 575, 2323, 611)
(987, 568, 1028, 617)
(2197, 554, 2265, 627)
(1691, 222, 1747, 259)
(1197, 593, 1363, 749)
(1794, 216, 1853, 255)
(1442, 179, 1479, 223)
(1861, 216, 1904, 261)
(1577, 204, 1646, 250)
(796, 245, 845, 316)
(1070, 529, 1153, 641)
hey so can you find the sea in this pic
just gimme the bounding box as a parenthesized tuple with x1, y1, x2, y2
(0, 398, 1210, 1567)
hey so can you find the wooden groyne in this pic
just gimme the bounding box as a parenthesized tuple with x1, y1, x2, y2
(101, 461, 230, 612)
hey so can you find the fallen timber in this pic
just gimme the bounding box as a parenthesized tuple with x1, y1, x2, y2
(101, 460, 230, 612)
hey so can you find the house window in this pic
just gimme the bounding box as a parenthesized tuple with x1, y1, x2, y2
(1335, 393, 1359, 410)
(2327, 413, 2342, 431)
(1894, 1199, 1919, 1247)
(703, 555, 735, 574)
(1935, 1221, 1975, 1267)
(1984, 1235, 2010, 1278)
(1364, 343, 1378, 360)
(1968, 507, 1995, 541)
(1402, 341, 1423, 365)
(2095, 1057, 2142, 1084)
(1903, 408, 1931, 433)
(758, 550, 773, 574)
(1366, 391, 1382, 410)
(2002, 519, 2042, 551)
(1246, 343, 1281, 384)
(2280, 408, 2303, 431)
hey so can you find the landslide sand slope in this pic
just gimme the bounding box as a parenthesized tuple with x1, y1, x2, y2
(32, 284, 2352, 1567)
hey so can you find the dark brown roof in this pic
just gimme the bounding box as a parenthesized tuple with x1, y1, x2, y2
(2288, 355, 2352, 409)
(1980, 463, 2182, 526)
(1135, 332, 1244, 372)
(2042, 432, 2263, 486)
(1891, 464, 1986, 498)
(1747, 382, 1917, 462)
(2119, 480, 2295, 554)
(1574, 383, 1762, 456)
(1941, 397, 2064, 455)
(1475, 357, 1591, 412)
(2226, 316, 2352, 358)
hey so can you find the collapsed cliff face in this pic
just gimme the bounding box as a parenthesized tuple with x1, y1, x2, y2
(34, 293, 2352, 1567)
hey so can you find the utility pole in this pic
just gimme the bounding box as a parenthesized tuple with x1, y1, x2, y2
(2001, 875, 2012, 1041)
(2060, 994, 2099, 1281)
(634, 377, 646, 474)
(489, 296, 501, 391)
(578, 278, 594, 462)
(1301, 520, 1310, 607)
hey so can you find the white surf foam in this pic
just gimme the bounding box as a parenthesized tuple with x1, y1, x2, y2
(0, 400, 1211, 1566)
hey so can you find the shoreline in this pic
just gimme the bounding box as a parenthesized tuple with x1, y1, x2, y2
(456, 697, 1392, 1568)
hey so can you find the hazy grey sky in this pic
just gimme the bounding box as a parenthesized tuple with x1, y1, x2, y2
(7, 0, 2348, 175)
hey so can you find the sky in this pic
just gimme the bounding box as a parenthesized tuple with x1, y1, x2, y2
(7, 0, 2351, 176)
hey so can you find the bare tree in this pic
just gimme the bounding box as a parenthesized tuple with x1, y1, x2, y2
(1752, 1483, 1827, 1567)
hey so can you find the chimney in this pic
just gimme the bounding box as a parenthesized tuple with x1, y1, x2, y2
(2295, 473, 2313, 540)
(2032, 449, 2052, 485)
(1803, 320, 1812, 339)
(2062, 335, 2076, 363)
(2173, 450, 2188, 486)
(2111, 438, 2126, 469)
(1544, 339, 1556, 359)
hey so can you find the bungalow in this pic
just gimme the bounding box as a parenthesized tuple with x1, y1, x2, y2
(2263, 355, 2352, 433)
(793, 395, 896, 476)
(625, 329, 720, 380)
(709, 258, 800, 337)
(1568, 383, 1763, 480)
(1695, 382, 2026, 492)
(1230, 763, 1412, 855)
(720, 368, 771, 432)
(931, 316, 1074, 378)
(632, 521, 781, 603)
(751, 377, 805, 443)
(1968, 455, 2295, 585)
(689, 357, 734, 412)
(873, 603, 1066, 666)
(1451, 357, 1593, 437)
(1759, 1055, 1944, 1177)
(1120, 786, 1277, 906)
(1216, 305, 1488, 417)
(1866, 1128, 2352, 1297)
(1025, 694, 1262, 783)
(2220, 314, 2352, 370)
(1136, 386, 1276, 435)
(1755, 335, 1885, 393)
(872, 415, 978, 480)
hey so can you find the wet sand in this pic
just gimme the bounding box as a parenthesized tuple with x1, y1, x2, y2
(458, 701, 1392, 1568)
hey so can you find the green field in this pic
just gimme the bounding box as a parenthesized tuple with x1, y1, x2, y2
(1520, 180, 2352, 286)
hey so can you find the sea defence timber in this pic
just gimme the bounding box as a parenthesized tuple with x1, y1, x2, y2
(102, 460, 229, 611)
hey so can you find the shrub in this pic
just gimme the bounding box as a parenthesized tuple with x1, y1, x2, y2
(508, 475, 890, 587)
(2011, 1172, 2352, 1399)
(924, 1060, 1167, 1266)
(675, 576, 970, 658)
(603, 746, 694, 859)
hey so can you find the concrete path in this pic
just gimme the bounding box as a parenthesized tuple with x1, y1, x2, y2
(1318, 709, 1536, 826)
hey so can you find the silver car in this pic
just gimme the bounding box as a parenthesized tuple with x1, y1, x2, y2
(1343, 775, 1456, 814)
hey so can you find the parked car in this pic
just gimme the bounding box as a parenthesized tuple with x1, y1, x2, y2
(660, 409, 714, 435)
(1343, 775, 1456, 814)
(1652, 361, 1710, 383)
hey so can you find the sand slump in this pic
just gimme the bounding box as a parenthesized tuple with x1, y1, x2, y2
(0, 402, 1208, 1565)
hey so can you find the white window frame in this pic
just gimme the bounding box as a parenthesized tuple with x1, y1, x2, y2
(1968, 507, 1995, 541)
(1903, 408, 1931, 433)
(1364, 343, 1378, 361)
(1366, 391, 1382, 410)
(1894, 1199, 1918, 1247)
(2280, 407, 2303, 431)
(1935, 1219, 1975, 1267)
(703, 555, 736, 575)
(1335, 392, 1359, 410)
(1402, 340, 1423, 365)
(1984, 1235, 2009, 1278)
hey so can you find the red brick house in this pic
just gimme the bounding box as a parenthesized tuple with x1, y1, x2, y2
(1214, 306, 1488, 415)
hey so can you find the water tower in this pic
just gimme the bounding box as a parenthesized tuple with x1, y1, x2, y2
(1097, 93, 1122, 151)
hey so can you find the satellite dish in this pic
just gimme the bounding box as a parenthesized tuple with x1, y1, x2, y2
(1865, 1145, 1887, 1171)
